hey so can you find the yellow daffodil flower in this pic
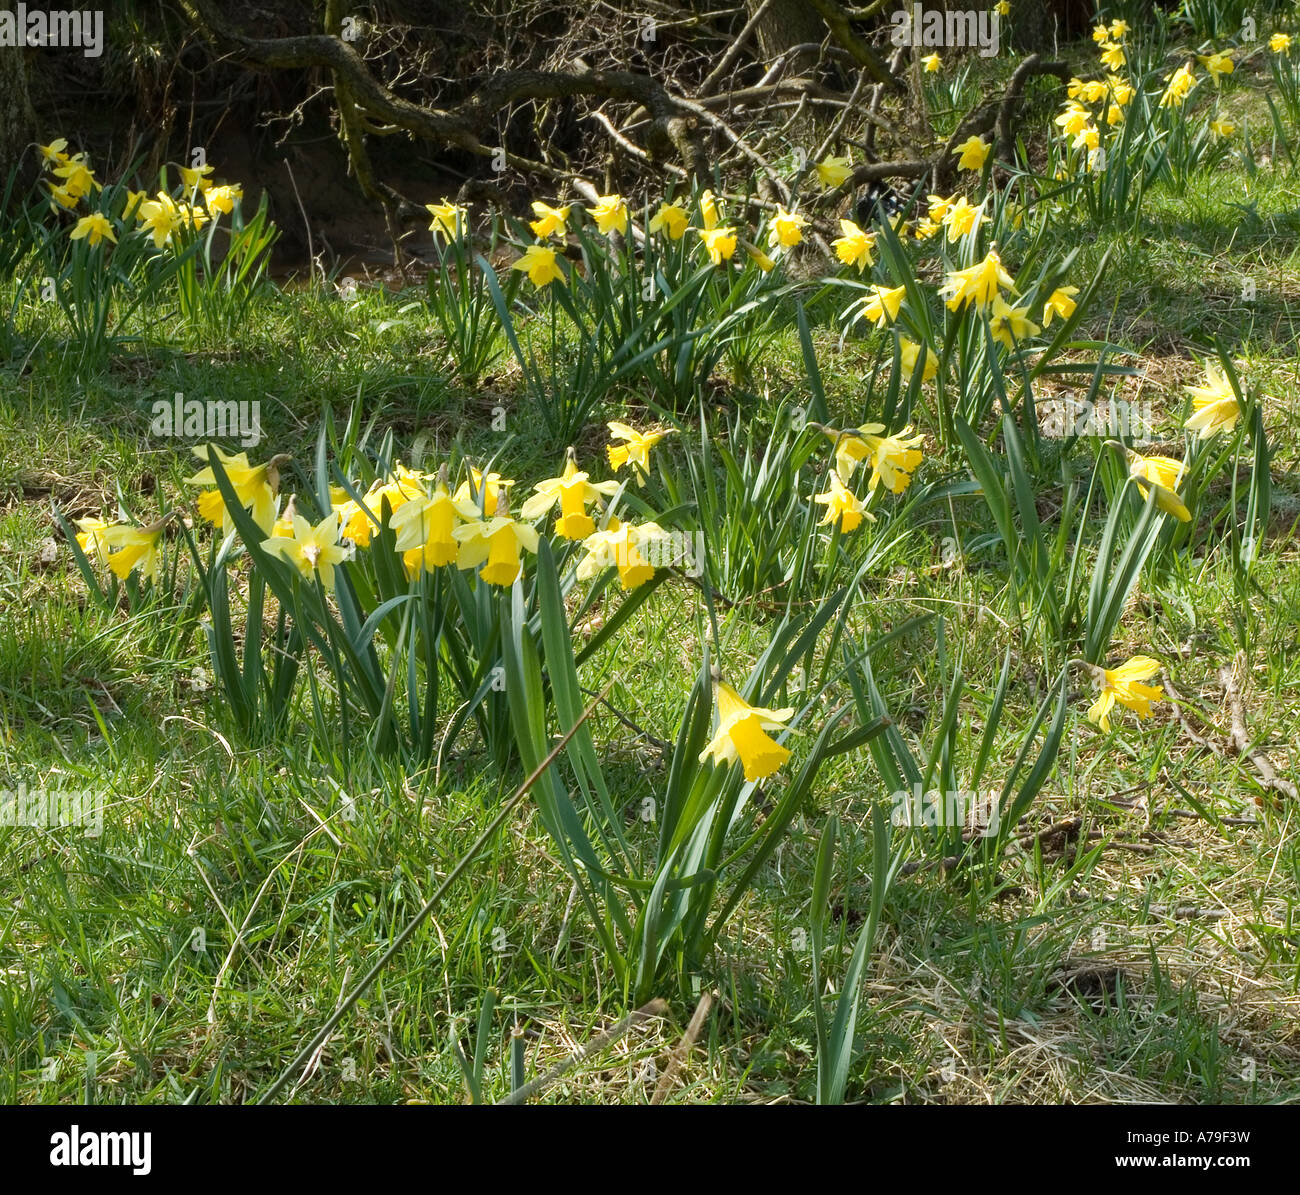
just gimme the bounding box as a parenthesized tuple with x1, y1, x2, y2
(1161, 64, 1198, 108)
(74, 516, 110, 564)
(1183, 363, 1241, 438)
(988, 296, 1040, 349)
(815, 154, 853, 188)
(814, 471, 872, 533)
(699, 681, 795, 782)
(1210, 119, 1235, 138)
(587, 193, 629, 235)
(1087, 656, 1164, 732)
(859, 283, 906, 327)
(70, 213, 116, 247)
(137, 191, 184, 247)
(955, 135, 990, 172)
(942, 195, 984, 241)
(178, 163, 214, 194)
(185, 445, 289, 536)
(940, 248, 1015, 311)
(426, 198, 466, 242)
(261, 512, 353, 591)
(1270, 32, 1291, 53)
(833, 218, 875, 271)
(340, 463, 432, 546)
(1197, 51, 1234, 82)
(520, 449, 620, 540)
(1099, 41, 1125, 71)
(768, 204, 806, 248)
(389, 475, 463, 573)
(38, 138, 69, 167)
(103, 518, 167, 584)
(697, 225, 738, 264)
(922, 52, 941, 72)
(512, 243, 565, 287)
(1126, 450, 1190, 521)
(899, 336, 939, 382)
(453, 513, 539, 587)
(575, 515, 669, 590)
(698, 189, 721, 230)
(528, 201, 570, 239)
(453, 468, 514, 517)
(204, 183, 243, 215)
(649, 200, 688, 239)
(1042, 285, 1079, 326)
(607, 422, 672, 483)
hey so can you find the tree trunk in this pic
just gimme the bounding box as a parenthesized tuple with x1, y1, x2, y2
(0, 45, 37, 187)
(743, 0, 826, 63)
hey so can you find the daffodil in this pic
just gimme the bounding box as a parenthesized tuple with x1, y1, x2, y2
(528, 201, 570, 239)
(1055, 102, 1091, 139)
(426, 198, 466, 242)
(575, 516, 669, 590)
(1110, 19, 1129, 39)
(939, 248, 1015, 311)
(204, 183, 243, 215)
(453, 512, 539, 587)
(814, 471, 872, 532)
(942, 195, 983, 241)
(53, 155, 96, 198)
(832, 218, 875, 271)
(103, 518, 166, 584)
(587, 193, 629, 235)
(74, 516, 110, 564)
(697, 225, 738, 264)
(38, 138, 69, 167)
(512, 243, 565, 287)
(70, 213, 116, 247)
(767, 205, 806, 248)
(340, 463, 431, 546)
(1183, 362, 1241, 438)
(922, 52, 941, 72)
(818, 423, 924, 492)
(699, 681, 794, 782)
(1197, 51, 1234, 83)
(988, 296, 1040, 349)
(47, 184, 78, 210)
(859, 283, 906, 327)
(453, 468, 514, 517)
(1270, 32, 1292, 53)
(185, 445, 289, 535)
(1099, 41, 1125, 71)
(261, 512, 354, 591)
(1087, 656, 1164, 732)
(607, 422, 671, 483)
(1042, 285, 1079, 326)
(1091, 23, 1109, 44)
(137, 191, 184, 247)
(955, 135, 990, 172)
(649, 200, 688, 239)
(996, 1, 1010, 16)
(389, 474, 463, 573)
(698, 189, 721, 230)
(1161, 64, 1198, 108)
(1109, 77, 1135, 106)
(178, 162, 214, 194)
(520, 449, 620, 540)
(815, 154, 853, 188)
(1210, 119, 1235, 138)
(743, 241, 776, 271)
(1127, 451, 1190, 521)
(899, 336, 938, 382)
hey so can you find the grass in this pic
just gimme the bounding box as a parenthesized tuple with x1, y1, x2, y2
(3, 46, 1300, 1107)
